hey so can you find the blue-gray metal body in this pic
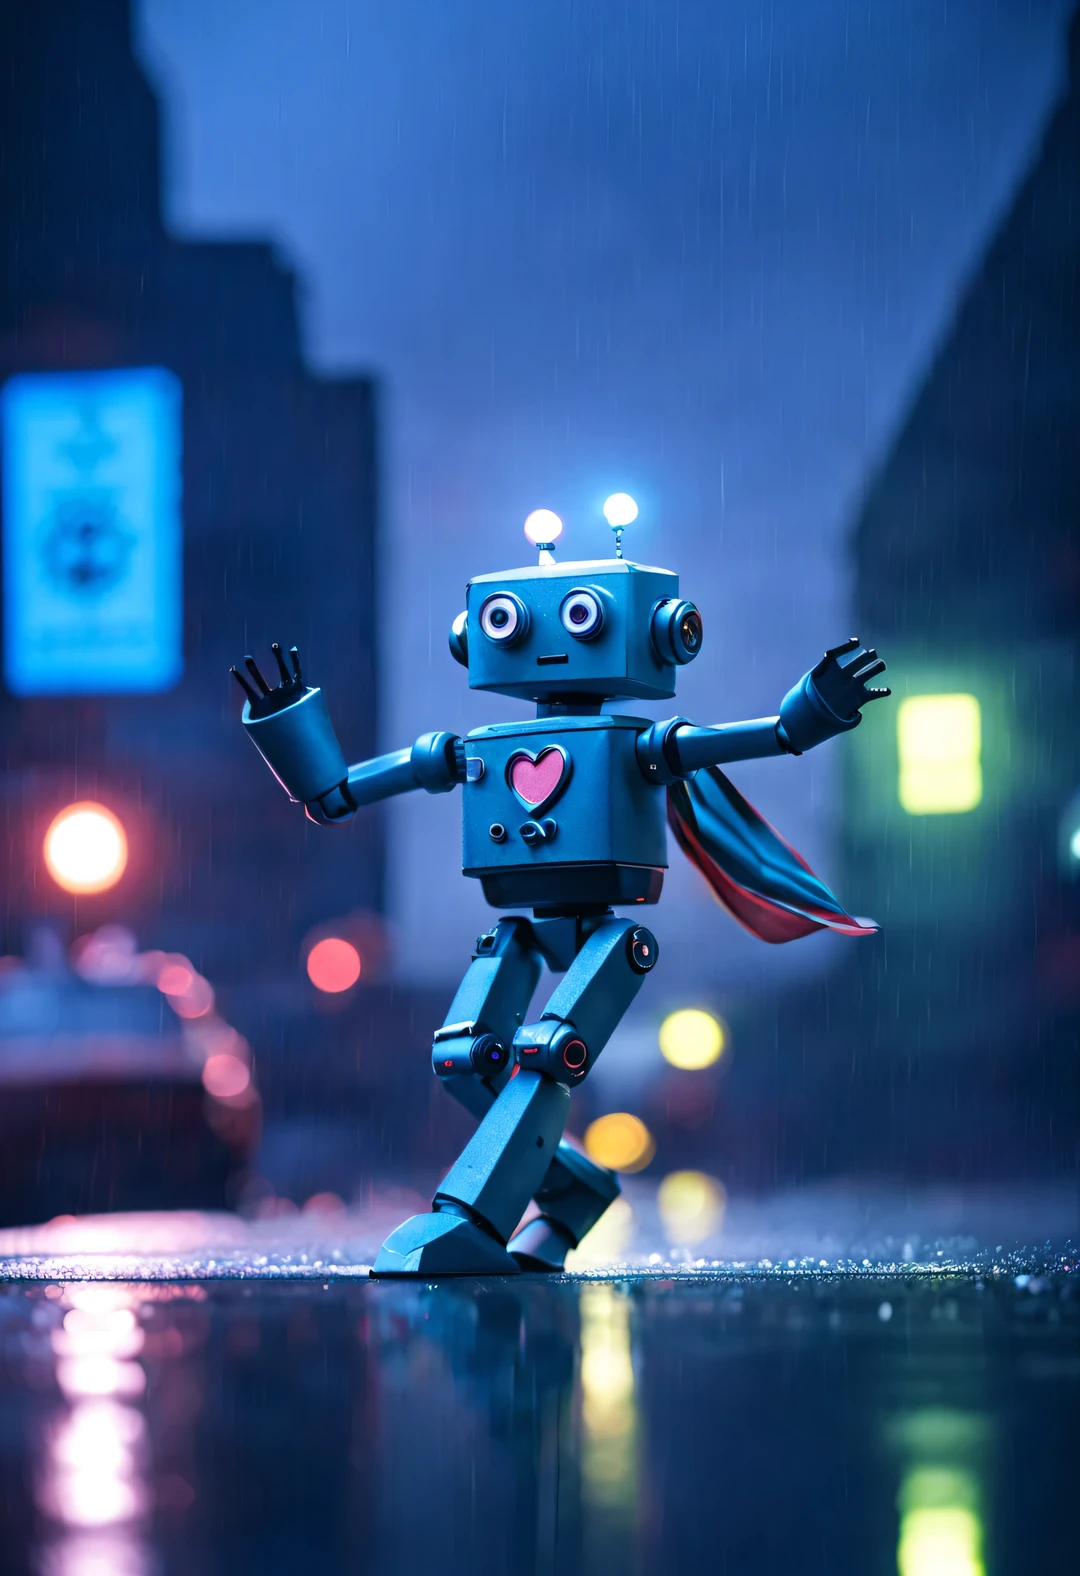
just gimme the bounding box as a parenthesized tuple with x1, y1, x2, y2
(235, 551, 886, 1276)
(461, 713, 667, 909)
(465, 558, 681, 701)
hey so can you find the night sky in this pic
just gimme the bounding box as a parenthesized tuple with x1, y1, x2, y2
(137, 0, 1072, 999)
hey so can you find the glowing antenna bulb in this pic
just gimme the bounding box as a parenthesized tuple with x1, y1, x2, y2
(603, 493, 638, 528)
(523, 510, 563, 547)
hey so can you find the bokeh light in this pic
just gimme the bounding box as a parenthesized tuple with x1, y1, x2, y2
(306, 936, 362, 993)
(202, 1053, 251, 1099)
(1070, 827, 1080, 862)
(602, 493, 639, 527)
(43, 803, 128, 895)
(583, 1112, 655, 1173)
(658, 1008, 725, 1070)
(156, 961, 193, 996)
(566, 1196, 635, 1271)
(657, 1170, 726, 1245)
(523, 508, 564, 546)
(161, 967, 214, 1019)
(897, 694, 982, 815)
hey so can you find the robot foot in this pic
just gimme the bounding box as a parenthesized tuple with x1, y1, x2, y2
(370, 1210, 520, 1278)
(509, 1215, 576, 1272)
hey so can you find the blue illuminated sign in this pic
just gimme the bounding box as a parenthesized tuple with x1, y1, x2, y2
(2, 367, 183, 694)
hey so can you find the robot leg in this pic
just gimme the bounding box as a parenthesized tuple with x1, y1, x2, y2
(371, 1068, 569, 1276)
(508, 915, 658, 1271)
(430, 917, 542, 1121)
(371, 918, 563, 1277)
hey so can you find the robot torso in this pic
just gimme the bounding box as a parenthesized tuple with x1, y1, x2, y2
(461, 714, 667, 911)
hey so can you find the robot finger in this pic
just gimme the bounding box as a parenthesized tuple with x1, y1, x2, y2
(230, 665, 259, 704)
(270, 642, 292, 685)
(244, 656, 272, 696)
(288, 646, 303, 684)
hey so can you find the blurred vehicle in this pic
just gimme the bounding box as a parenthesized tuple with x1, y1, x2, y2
(0, 926, 259, 1225)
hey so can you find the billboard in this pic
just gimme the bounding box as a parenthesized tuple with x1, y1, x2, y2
(2, 367, 183, 694)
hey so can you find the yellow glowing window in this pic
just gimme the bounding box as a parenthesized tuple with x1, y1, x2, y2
(897, 695, 982, 815)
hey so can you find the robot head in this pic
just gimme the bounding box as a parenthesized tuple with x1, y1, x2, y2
(448, 556, 702, 702)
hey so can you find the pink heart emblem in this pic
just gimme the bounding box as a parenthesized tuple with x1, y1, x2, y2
(507, 746, 571, 812)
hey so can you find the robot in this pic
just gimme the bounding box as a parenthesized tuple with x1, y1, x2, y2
(232, 515, 889, 1276)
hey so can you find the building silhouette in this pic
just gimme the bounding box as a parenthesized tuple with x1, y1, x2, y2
(0, 0, 402, 1201)
(687, 10, 1080, 1189)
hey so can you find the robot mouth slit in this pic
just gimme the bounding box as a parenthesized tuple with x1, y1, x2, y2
(536, 653, 569, 665)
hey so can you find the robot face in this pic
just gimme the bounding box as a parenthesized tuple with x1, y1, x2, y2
(450, 559, 702, 701)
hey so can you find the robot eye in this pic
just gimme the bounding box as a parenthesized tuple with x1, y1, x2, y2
(651, 598, 703, 664)
(559, 588, 604, 641)
(478, 592, 529, 645)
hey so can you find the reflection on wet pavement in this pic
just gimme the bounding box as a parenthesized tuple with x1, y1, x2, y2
(0, 1197, 1075, 1574)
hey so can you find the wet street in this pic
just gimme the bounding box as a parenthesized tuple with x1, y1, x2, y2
(0, 1199, 1076, 1575)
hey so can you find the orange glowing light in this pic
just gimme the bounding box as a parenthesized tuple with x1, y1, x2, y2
(306, 937, 361, 993)
(43, 803, 128, 895)
(201, 1053, 251, 1099)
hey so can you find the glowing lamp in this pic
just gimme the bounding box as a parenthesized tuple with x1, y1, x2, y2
(583, 1112, 655, 1173)
(524, 509, 564, 565)
(1071, 828, 1080, 863)
(523, 509, 563, 547)
(658, 1008, 725, 1070)
(306, 936, 362, 993)
(602, 493, 639, 528)
(43, 802, 128, 894)
(897, 694, 982, 814)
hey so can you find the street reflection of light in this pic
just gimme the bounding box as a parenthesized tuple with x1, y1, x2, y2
(52, 1288, 145, 1401)
(44, 803, 128, 894)
(66, 1286, 137, 1314)
(579, 1284, 638, 1509)
(45, 1402, 147, 1528)
(56, 1357, 146, 1400)
(39, 1531, 150, 1576)
(566, 1196, 634, 1271)
(891, 1410, 989, 1576)
(583, 1112, 655, 1173)
(306, 936, 362, 993)
(39, 1288, 151, 1576)
(658, 1008, 725, 1070)
(897, 695, 982, 815)
(898, 1472, 984, 1576)
(55, 1307, 141, 1359)
(202, 1052, 251, 1098)
(657, 1171, 726, 1246)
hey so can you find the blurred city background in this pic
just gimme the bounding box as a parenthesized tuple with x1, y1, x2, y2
(1, 0, 1078, 1231)
(1, 5, 1078, 1574)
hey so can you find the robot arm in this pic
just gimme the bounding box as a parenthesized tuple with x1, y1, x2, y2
(231, 644, 463, 825)
(637, 637, 890, 782)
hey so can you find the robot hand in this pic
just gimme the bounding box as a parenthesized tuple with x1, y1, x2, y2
(231, 642, 350, 808)
(779, 637, 891, 754)
(809, 637, 890, 720)
(230, 643, 306, 718)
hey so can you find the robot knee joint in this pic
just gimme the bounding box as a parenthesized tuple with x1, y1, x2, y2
(513, 1018, 592, 1086)
(432, 1021, 512, 1078)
